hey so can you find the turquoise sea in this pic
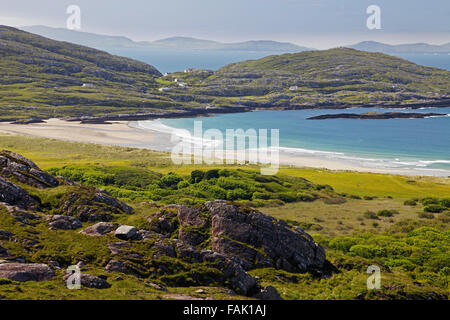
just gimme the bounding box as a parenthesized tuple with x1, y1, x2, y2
(134, 107, 450, 176)
(117, 49, 450, 176)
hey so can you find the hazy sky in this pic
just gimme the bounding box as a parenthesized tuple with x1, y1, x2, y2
(1, 0, 449, 48)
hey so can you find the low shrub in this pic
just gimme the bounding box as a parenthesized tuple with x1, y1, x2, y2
(377, 209, 399, 217)
(363, 211, 379, 220)
(423, 204, 446, 213)
(404, 199, 417, 206)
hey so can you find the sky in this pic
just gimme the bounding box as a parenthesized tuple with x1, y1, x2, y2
(1, 0, 449, 48)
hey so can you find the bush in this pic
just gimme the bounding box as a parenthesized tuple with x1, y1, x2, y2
(377, 209, 399, 217)
(363, 211, 379, 220)
(348, 195, 362, 200)
(159, 173, 183, 189)
(404, 199, 417, 206)
(423, 204, 446, 213)
(253, 192, 271, 200)
(418, 212, 434, 219)
(227, 188, 251, 201)
(276, 192, 297, 203)
(296, 193, 316, 202)
(204, 169, 220, 180)
(190, 170, 204, 183)
(422, 197, 440, 206)
(177, 180, 190, 189)
(440, 198, 450, 208)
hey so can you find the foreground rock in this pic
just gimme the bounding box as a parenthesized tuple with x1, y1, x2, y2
(0, 150, 59, 188)
(114, 225, 138, 240)
(0, 263, 54, 282)
(0, 178, 38, 210)
(60, 188, 133, 222)
(144, 201, 326, 296)
(63, 272, 111, 289)
(79, 222, 115, 236)
(206, 200, 325, 272)
(47, 215, 82, 230)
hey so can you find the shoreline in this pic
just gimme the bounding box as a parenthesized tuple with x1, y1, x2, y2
(0, 118, 449, 177)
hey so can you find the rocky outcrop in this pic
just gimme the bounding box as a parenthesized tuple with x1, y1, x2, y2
(0, 263, 55, 282)
(79, 222, 116, 236)
(206, 200, 325, 272)
(144, 201, 326, 296)
(60, 188, 133, 222)
(0, 150, 59, 188)
(63, 272, 111, 289)
(307, 112, 448, 120)
(47, 215, 82, 230)
(114, 225, 138, 240)
(0, 177, 38, 210)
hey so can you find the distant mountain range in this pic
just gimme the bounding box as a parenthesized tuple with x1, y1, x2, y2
(20, 25, 311, 52)
(349, 41, 450, 54)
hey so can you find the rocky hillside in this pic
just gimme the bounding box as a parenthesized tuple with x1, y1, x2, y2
(0, 151, 327, 299)
(1, 25, 450, 122)
(0, 26, 180, 121)
(165, 48, 450, 110)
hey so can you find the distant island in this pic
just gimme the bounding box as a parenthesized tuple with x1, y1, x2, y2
(349, 41, 450, 54)
(21, 25, 311, 52)
(307, 112, 448, 120)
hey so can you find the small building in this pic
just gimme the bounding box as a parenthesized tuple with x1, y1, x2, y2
(158, 87, 172, 92)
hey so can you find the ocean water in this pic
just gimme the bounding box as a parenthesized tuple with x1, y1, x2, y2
(106, 48, 450, 73)
(138, 107, 450, 176)
(104, 47, 291, 73)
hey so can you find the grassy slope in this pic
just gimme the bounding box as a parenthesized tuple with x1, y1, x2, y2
(2, 26, 450, 122)
(0, 133, 449, 300)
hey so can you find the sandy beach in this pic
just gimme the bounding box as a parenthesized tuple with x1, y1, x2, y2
(0, 118, 446, 176)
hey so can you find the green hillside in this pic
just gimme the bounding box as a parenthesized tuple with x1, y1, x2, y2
(1, 26, 450, 122)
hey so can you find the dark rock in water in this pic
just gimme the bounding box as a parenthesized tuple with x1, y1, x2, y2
(307, 112, 448, 120)
(205, 200, 325, 272)
(0, 178, 39, 210)
(79, 222, 115, 236)
(47, 215, 82, 230)
(0, 150, 59, 188)
(0, 263, 55, 282)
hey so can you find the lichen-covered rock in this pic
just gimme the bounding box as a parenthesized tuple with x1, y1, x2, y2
(253, 285, 283, 300)
(63, 272, 111, 289)
(0, 177, 38, 209)
(205, 200, 325, 272)
(79, 222, 115, 236)
(0, 263, 55, 282)
(1, 203, 41, 226)
(47, 215, 82, 230)
(105, 259, 141, 277)
(0, 150, 59, 188)
(60, 188, 133, 222)
(114, 225, 138, 240)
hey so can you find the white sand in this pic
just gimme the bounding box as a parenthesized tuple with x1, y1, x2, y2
(0, 119, 445, 176)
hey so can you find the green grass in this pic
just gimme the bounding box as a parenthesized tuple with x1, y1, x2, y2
(0, 134, 449, 300)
